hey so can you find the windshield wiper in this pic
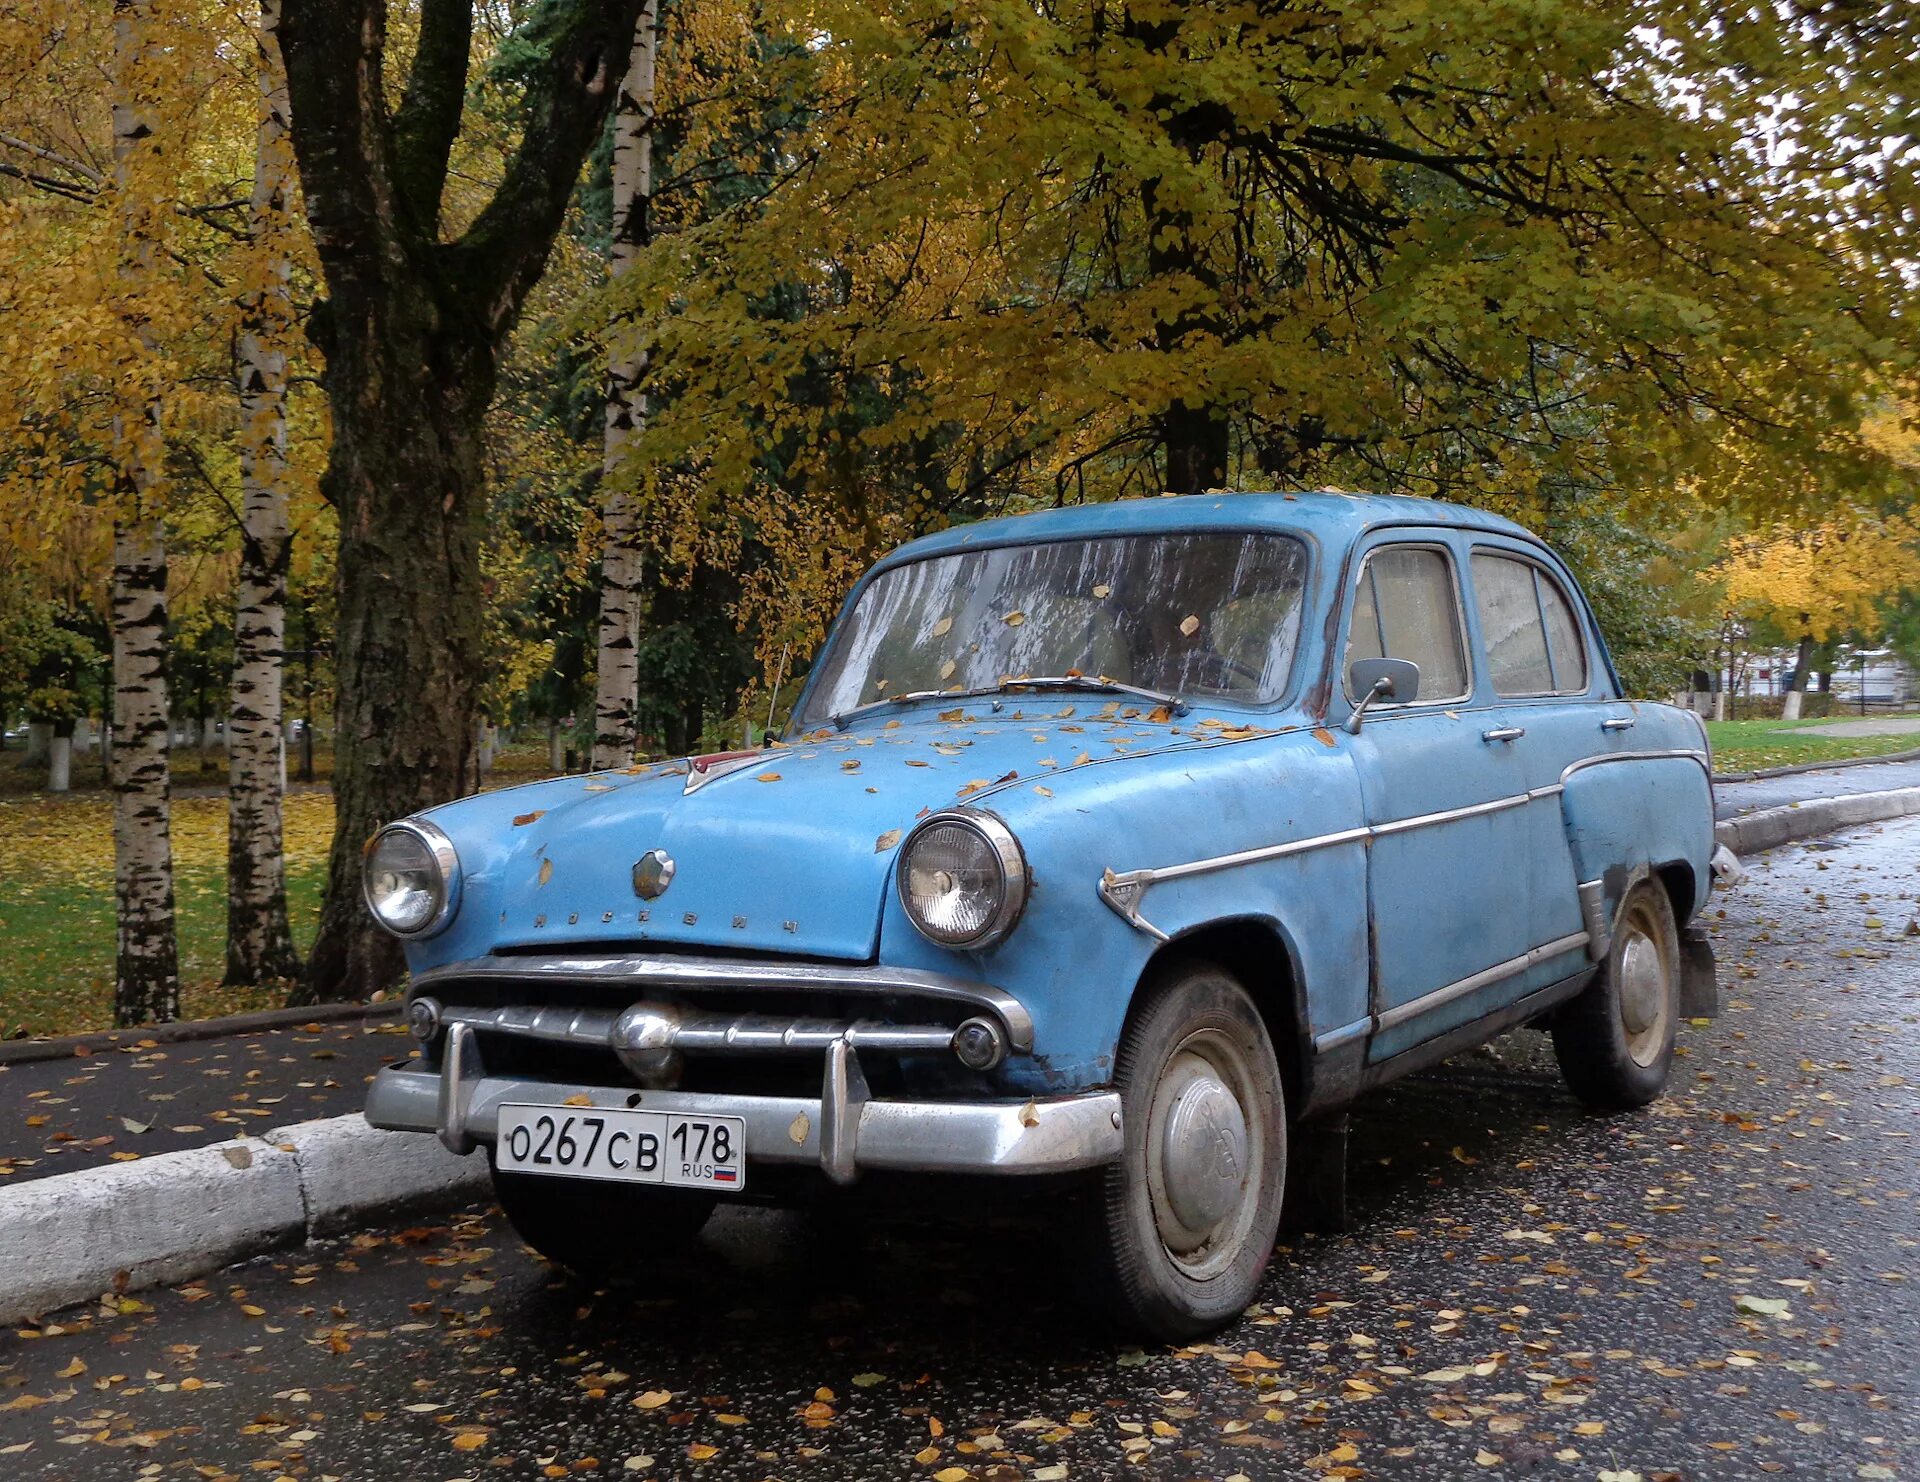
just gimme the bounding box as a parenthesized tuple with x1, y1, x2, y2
(831, 676, 1187, 730)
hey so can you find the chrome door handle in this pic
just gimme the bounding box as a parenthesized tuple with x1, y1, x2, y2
(1601, 717, 1636, 732)
(1481, 726, 1526, 743)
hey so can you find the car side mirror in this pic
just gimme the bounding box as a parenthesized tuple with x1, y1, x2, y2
(1344, 657, 1421, 734)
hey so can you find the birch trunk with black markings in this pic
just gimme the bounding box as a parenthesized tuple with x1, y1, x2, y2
(110, 0, 180, 1027)
(225, 0, 301, 986)
(590, 0, 658, 771)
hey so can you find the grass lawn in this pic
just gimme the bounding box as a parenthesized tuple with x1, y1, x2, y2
(0, 791, 334, 1038)
(1704, 714, 1920, 773)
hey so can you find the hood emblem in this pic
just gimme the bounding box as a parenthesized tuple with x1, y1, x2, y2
(632, 849, 677, 900)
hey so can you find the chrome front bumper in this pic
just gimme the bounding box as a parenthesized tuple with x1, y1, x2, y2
(367, 1022, 1124, 1184)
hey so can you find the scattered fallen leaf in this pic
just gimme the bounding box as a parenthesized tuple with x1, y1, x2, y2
(1179, 614, 1200, 636)
(512, 811, 546, 827)
(1002, 611, 1025, 626)
(875, 829, 901, 853)
(537, 858, 553, 886)
(633, 1391, 673, 1410)
(756, 772, 782, 783)
(932, 616, 954, 637)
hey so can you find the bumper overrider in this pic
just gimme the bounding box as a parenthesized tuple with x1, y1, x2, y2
(365, 952, 1124, 1184)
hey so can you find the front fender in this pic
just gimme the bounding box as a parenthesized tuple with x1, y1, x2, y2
(875, 730, 1369, 1094)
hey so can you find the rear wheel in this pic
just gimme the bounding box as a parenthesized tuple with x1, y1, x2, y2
(1088, 961, 1287, 1341)
(1552, 878, 1679, 1110)
(489, 1157, 715, 1275)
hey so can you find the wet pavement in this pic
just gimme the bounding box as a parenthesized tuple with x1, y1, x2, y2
(1, 820, 1917, 1480)
(1715, 759, 1919, 816)
(0, 1022, 414, 1184)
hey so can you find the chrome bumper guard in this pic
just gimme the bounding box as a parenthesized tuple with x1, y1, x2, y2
(367, 1021, 1124, 1184)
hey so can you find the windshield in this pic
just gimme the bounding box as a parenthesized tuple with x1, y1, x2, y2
(796, 530, 1310, 726)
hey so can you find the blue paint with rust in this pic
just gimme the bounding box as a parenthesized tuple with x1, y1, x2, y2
(396, 492, 1714, 1101)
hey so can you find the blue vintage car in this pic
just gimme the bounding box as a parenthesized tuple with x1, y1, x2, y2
(364, 491, 1718, 1338)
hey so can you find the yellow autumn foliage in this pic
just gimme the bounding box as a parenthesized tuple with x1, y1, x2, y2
(1715, 510, 1920, 642)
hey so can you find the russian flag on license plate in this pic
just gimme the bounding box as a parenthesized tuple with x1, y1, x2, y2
(713, 1167, 738, 1184)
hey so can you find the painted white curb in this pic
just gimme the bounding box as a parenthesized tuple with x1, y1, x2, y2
(0, 1115, 488, 1323)
(1716, 784, 1920, 857)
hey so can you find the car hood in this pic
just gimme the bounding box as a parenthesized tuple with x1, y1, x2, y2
(412, 699, 1279, 965)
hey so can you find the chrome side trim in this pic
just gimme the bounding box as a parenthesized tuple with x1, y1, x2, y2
(1100, 786, 1563, 937)
(1098, 740, 1693, 941)
(410, 953, 1034, 1054)
(1576, 879, 1611, 961)
(1374, 931, 1590, 1033)
(1312, 1017, 1371, 1055)
(1560, 748, 1709, 784)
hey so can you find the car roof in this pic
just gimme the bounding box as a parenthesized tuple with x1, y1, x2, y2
(881, 490, 1540, 567)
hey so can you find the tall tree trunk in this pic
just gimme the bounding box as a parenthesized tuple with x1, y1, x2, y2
(590, 0, 658, 771)
(226, 0, 301, 986)
(1780, 633, 1815, 721)
(280, 0, 642, 1002)
(110, 0, 180, 1027)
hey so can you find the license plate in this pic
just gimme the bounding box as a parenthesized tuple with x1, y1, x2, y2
(496, 1103, 747, 1192)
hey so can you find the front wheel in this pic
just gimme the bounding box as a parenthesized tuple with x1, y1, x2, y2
(1552, 877, 1680, 1110)
(1088, 961, 1287, 1342)
(489, 1157, 716, 1275)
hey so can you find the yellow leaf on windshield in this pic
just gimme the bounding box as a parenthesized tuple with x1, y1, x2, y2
(931, 616, 953, 636)
(1002, 610, 1025, 626)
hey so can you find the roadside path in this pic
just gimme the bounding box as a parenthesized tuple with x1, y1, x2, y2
(1714, 756, 1918, 818)
(0, 1021, 413, 1185)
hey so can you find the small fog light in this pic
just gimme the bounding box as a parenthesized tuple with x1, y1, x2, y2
(407, 996, 443, 1041)
(951, 1016, 1006, 1071)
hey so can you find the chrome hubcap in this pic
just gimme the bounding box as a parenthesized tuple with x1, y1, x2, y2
(1160, 1069, 1249, 1235)
(1147, 1040, 1260, 1275)
(1616, 916, 1670, 1066)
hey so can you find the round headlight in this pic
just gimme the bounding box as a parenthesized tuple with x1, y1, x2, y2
(363, 820, 460, 937)
(898, 810, 1027, 949)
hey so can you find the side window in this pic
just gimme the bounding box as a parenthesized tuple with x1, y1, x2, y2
(1537, 571, 1590, 692)
(1471, 552, 1589, 696)
(1345, 545, 1469, 701)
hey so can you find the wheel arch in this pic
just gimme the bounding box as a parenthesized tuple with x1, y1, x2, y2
(1133, 914, 1311, 1115)
(1652, 857, 1701, 928)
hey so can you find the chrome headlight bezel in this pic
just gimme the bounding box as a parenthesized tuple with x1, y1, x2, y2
(896, 808, 1028, 951)
(362, 818, 461, 939)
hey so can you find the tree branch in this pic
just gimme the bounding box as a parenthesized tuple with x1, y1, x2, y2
(390, 0, 473, 236)
(279, 0, 391, 276)
(448, 0, 645, 335)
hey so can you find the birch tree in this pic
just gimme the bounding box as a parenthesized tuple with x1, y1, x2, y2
(109, 0, 179, 1026)
(225, 0, 301, 985)
(590, 0, 658, 770)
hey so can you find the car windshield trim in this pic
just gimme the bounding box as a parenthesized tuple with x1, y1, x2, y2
(831, 676, 1189, 730)
(796, 528, 1311, 728)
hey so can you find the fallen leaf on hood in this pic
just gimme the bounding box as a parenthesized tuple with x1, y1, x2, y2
(513, 811, 546, 827)
(875, 829, 901, 852)
(538, 858, 553, 886)
(938, 708, 967, 722)
(906, 759, 931, 767)
(1033, 785, 1053, 797)
(1146, 705, 1172, 723)
(841, 760, 861, 772)
(956, 779, 992, 798)
(756, 772, 782, 783)
(1312, 728, 1338, 747)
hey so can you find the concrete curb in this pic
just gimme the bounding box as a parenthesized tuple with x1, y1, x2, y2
(0, 999, 401, 1067)
(1714, 784, 1920, 857)
(1712, 745, 1920, 785)
(0, 1115, 489, 1323)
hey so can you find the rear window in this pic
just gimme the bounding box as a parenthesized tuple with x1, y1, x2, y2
(1471, 552, 1590, 696)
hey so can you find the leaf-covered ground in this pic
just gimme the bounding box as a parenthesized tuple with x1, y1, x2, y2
(0, 791, 334, 1038)
(1705, 716, 1920, 773)
(0, 818, 1914, 1480)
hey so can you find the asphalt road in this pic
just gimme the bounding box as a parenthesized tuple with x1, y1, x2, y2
(2, 820, 1917, 1481)
(0, 1022, 412, 1183)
